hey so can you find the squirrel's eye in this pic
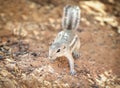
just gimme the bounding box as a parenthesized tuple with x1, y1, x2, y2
(57, 49, 60, 53)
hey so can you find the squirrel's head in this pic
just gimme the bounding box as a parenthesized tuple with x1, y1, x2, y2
(49, 43, 67, 61)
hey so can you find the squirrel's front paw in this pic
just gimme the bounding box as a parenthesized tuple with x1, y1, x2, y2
(70, 70, 76, 75)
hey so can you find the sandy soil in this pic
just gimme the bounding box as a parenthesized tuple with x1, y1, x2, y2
(0, 0, 120, 88)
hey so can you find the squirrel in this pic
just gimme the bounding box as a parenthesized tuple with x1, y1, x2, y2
(49, 5, 81, 75)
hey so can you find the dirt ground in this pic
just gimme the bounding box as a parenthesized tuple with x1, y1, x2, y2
(0, 0, 120, 88)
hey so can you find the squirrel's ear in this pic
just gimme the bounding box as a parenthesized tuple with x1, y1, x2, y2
(63, 46, 66, 49)
(62, 44, 66, 49)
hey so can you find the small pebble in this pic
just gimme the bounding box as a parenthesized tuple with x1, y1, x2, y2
(0, 55, 4, 60)
(31, 52, 37, 57)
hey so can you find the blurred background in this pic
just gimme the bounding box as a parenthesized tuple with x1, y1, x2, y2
(0, 0, 120, 88)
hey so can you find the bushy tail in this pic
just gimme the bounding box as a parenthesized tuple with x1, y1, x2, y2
(62, 5, 81, 30)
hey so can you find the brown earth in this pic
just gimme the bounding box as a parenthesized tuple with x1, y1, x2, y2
(0, 0, 120, 88)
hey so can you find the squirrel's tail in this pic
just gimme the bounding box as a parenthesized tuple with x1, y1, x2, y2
(62, 5, 81, 30)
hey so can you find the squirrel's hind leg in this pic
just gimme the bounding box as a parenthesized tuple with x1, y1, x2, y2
(72, 37, 81, 59)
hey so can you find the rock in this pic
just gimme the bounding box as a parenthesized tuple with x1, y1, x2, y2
(6, 63, 16, 71)
(0, 55, 4, 60)
(43, 81, 52, 88)
(0, 77, 16, 88)
(0, 70, 10, 77)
